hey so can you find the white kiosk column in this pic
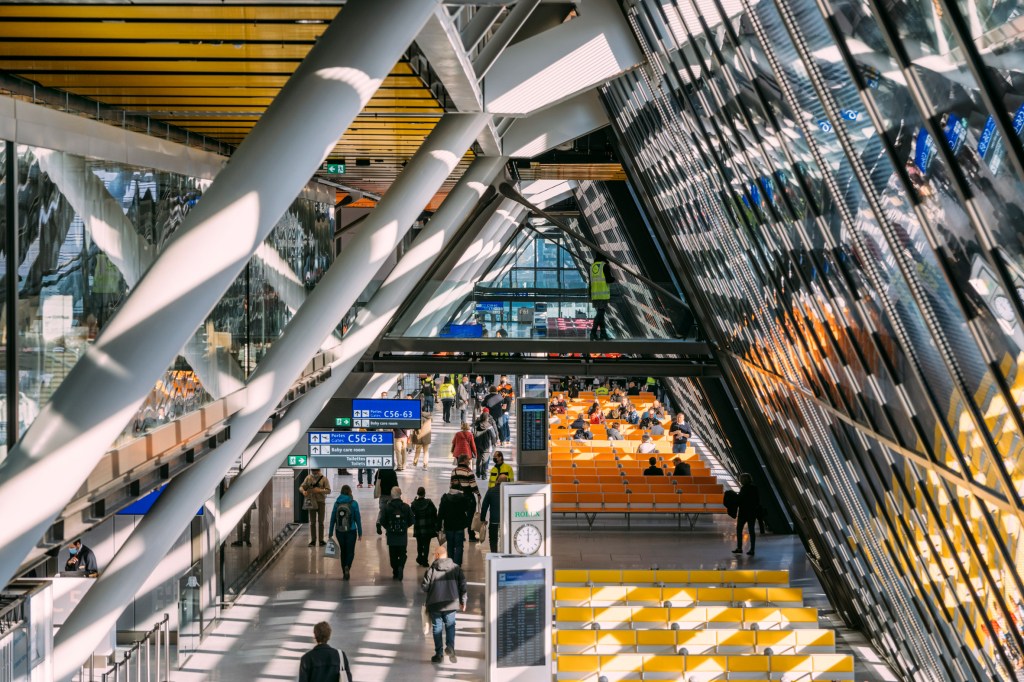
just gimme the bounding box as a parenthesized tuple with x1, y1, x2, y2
(487, 481, 553, 681)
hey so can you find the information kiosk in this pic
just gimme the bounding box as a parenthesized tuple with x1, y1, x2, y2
(516, 398, 548, 482)
(486, 555, 552, 682)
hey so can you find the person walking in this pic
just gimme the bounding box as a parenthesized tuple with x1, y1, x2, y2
(298, 621, 352, 682)
(451, 422, 478, 466)
(422, 544, 467, 664)
(480, 474, 506, 553)
(451, 455, 481, 542)
(472, 409, 496, 478)
(487, 451, 514, 488)
(300, 468, 331, 547)
(732, 473, 760, 556)
(328, 485, 362, 581)
(457, 376, 471, 424)
(438, 377, 457, 424)
(420, 375, 436, 415)
(411, 415, 432, 469)
(379, 486, 414, 580)
(589, 259, 614, 340)
(411, 487, 438, 567)
(393, 427, 409, 471)
(438, 484, 470, 565)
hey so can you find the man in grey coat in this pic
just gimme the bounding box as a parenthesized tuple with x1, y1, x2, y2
(422, 544, 467, 664)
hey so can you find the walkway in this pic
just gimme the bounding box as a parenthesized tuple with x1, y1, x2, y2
(174, 403, 897, 681)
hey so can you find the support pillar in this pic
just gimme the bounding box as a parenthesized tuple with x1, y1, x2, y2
(51, 125, 492, 681)
(215, 156, 504, 538)
(0, 0, 440, 590)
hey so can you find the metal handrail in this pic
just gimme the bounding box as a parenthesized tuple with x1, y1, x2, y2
(93, 613, 170, 682)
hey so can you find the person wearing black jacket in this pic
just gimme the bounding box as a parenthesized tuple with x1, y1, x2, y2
(378, 487, 414, 580)
(732, 473, 760, 556)
(472, 411, 496, 477)
(438, 487, 470, 566)
(298, 622, 352, 682)
(422, 545, 468, 664)
(411, 487, 438, 567)
(479, 474, 506, 553)
(482, 386, 504, 417)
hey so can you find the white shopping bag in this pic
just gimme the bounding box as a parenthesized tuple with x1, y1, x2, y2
(324, 540, 337, 557)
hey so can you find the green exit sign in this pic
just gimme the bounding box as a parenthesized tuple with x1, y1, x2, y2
(335, 417, 351, 427)
(287, 455, 308, 467)
(322, 163, 346, 174)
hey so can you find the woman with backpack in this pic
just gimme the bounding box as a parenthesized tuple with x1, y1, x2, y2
(328, 485, 363, 581)
(411, 487, 439, 567)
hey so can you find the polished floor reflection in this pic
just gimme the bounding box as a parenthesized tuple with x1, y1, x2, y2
(174, 409, 897, 681)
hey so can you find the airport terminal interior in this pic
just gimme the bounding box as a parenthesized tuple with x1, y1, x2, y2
(0, 0, 1023, 680)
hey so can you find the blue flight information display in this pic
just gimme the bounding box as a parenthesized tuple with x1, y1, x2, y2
(351, 399, 421, 428)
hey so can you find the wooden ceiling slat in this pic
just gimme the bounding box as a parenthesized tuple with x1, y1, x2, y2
(0, 6, 341, 20)
(63, 76, 426, 94)
(1, 3, 458, 201)
(0, 23, 330, 41)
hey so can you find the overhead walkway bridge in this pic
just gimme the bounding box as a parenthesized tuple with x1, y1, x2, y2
(359, 338, 720, 377)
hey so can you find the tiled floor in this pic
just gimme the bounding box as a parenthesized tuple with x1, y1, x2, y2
(174, 406, 899, 681)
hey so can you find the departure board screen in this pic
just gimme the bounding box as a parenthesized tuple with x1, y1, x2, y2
(496, 569, 546, 668)
(519, 403, 547, 452)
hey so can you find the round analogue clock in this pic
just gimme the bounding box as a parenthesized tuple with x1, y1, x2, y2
(513, 523, 543, 555)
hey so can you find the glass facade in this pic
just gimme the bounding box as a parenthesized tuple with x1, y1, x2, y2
(607, 0, 1024, 679)
(0, 141, 334, 448)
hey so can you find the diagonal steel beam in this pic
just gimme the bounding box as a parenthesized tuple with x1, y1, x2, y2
(51, 126, 492, 679)
(0, 0, 441, 600)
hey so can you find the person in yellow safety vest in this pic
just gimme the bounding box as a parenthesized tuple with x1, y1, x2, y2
(438, 378, 457, 424)
(487, 451, 514, 488)
(589, 260, 614, 340)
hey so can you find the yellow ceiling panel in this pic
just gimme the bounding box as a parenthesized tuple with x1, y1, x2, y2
(2, 42, 320, 61)
(0, 60, 304, 74)
(0, 6, 340, 20)
(0, 22, 331, 42)
(0, 3, 457, 202)
(63, 76, 426, 95)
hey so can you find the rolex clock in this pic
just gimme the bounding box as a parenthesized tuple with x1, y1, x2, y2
(512, 523, 543, 555)
(500, 483, 552, 557)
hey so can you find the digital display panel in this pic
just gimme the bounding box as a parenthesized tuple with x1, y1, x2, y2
(519, 402, 548, 452)
(496, 569, 546, 668)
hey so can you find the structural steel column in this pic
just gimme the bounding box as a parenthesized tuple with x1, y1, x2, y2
(0, 0, 440, 590)
(215, 156, 504, 537)
(51, 126, 492, 680)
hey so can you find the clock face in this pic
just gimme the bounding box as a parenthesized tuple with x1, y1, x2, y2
(513, 523, 543, 555)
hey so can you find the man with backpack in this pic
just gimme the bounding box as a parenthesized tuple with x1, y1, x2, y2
(411, 487, 438, 567)
(438, 484, 470, 566)
(328, 485, 362, 581)
(378, 486, 413, 580)
(298, 621, 352, 682)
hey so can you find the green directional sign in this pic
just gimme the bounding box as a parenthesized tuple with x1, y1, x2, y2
(335, 417, 351, 427)
(287, 455, 308, 467)
(322, 163, 346, 174)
